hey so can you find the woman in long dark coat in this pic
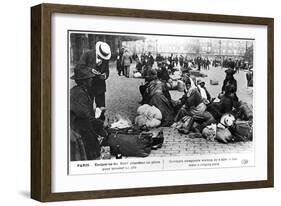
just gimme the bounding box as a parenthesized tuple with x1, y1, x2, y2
(146, 70, 175, 126)
(222, 68, 239, 102)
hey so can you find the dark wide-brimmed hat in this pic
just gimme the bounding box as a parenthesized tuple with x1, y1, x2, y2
(225, 68, 236, 75)
(70, 64, 96, 80)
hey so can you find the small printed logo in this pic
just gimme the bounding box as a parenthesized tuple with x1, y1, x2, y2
(241, 159, 249, 165)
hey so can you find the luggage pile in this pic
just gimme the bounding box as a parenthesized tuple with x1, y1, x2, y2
(201, 113, 253, 144)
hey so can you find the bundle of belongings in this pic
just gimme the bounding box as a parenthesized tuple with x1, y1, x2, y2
(203, 113, 253, 143)
(167, 79, 185, 92)
(167, 70, 183, 91)
(110, 114, 132, 129)
(210, 79, 219, 85)
(135, 104, 162, 128)
(167, 72, 197, 92)
(170, 66, 253, 144)
(174, 111, 253, 144)
(98, 114, 165, 159)
(133, 71, 143, 78)
(189, 70, 208, 78)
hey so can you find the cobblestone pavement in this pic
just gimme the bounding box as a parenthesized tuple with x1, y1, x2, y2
(149, 127, 253, 157)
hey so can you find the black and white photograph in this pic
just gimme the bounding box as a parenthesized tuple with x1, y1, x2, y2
(69, 31, 254, 174)
(28, 2, 274, 200)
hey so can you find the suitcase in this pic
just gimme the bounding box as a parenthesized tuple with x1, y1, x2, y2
(107, 129, 153, 157)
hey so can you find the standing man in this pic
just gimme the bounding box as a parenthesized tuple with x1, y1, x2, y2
(197, 56, 202, 71)
(179, 55, 184, 67)
(246, 66, 253, 87)
(116, 48, 124, 76)
(91, 41, 111, 118)
(121, 49, 132, 78)
(77, 41, 111, 119)
(147, 52, 155, 67)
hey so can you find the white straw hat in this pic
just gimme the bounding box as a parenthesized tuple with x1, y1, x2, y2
(96, 41, 111, 60)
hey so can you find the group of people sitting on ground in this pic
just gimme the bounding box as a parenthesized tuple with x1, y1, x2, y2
(138, 63, 252, 137)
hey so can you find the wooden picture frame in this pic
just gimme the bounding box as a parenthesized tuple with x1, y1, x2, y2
(31, 3, 274, 202)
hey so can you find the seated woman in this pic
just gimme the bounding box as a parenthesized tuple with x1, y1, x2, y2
(146, 69, 175, 126)
(174, 76, 215, 133)
(174, 76, 205, 121)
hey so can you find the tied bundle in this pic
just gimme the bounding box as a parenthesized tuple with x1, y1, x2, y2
(135, 104, 162, 128)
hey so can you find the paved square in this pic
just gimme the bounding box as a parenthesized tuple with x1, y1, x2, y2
(149, 127, 253, 157)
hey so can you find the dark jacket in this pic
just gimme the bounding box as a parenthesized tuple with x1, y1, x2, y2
(116, 51, 123, 69)
(222, 78, 237, 93)
(78, 50, 109, 95)
(158, 66, 170, 82)
(148, 55, 154, 67)
(70, 85, 105, 159)
(207, 96, 234, 121)
(91, 61, 109, 95)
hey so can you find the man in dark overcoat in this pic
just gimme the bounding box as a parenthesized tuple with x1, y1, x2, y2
(70, 65, 106, 160)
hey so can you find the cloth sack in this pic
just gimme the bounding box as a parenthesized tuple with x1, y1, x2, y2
(137, 104, 162, 118)
(230, 120, 253, 141)
(133, 72, 142, 78)
(216, 127, 233, 143)
(135, 115, 161, 128)
(202, 124, 217, 141)
(237, 102, 253, 120)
